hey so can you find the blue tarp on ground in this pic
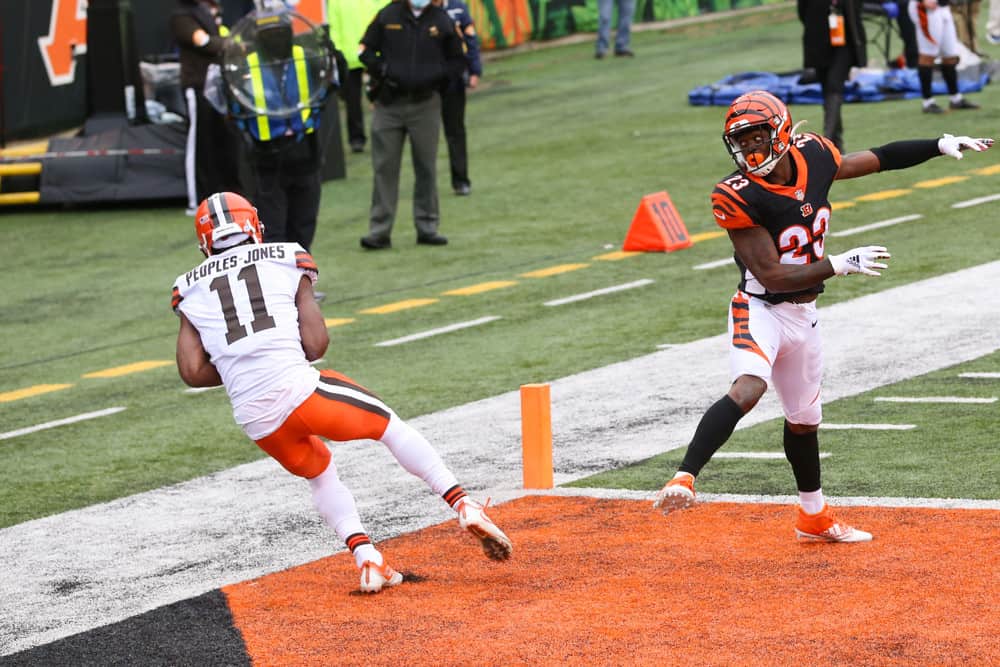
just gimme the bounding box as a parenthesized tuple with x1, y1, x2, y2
(688, 69, 991, 106)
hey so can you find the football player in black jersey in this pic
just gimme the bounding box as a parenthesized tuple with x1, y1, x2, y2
(653, 90, 991, 542)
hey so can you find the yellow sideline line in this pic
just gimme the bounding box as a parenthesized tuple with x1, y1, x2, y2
(520, 263, 589, 278)
(914, 176, 968, 189)
(83, 361, 173, 378)
(855, 188, 911, 202)
(0, 384, 74, 403)
(443, 281, 518, 296)
(359, 298, 438, 315)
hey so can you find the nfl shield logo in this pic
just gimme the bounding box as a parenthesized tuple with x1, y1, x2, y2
(795, 188, 805, 201)
(800, 203, 813, 217)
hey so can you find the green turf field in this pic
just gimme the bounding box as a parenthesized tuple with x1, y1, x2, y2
(1, 7, 998, 527)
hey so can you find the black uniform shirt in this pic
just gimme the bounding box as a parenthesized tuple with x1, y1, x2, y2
(359, 2, 465, 95)
(711, 132, 842, 303)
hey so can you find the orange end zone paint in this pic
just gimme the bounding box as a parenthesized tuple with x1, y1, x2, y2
(223, 497, 999, 666)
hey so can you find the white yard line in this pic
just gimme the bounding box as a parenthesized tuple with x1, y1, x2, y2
(951, 193, 1000, 209)
(2, 261, 1000, 655)
(693, 258, 734, 271)
(0, 407, 126, 441)
(543, 279, 654, 306)
(374, 316, 501, 347)
(820, 423, 916, 430)
(959, 372, 1000, 379)
(829, 214, 923, 237)
(712, 452, 831, 459)
(874, 396, 997, 404)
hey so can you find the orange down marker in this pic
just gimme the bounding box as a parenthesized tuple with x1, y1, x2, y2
(520, 383, 554, 489)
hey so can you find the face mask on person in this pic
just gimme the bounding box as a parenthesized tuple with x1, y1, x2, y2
(410, 0, 430, 9)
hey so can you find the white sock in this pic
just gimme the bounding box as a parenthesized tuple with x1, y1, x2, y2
(672, 471, 695, 482)
(950, 93, 964, 104)
(353, 545, 382, 569)
(923, 97, 937, 108)
(799, 489, 825, 515)
(380, 415, 459, 496)
(308, 461, 367, 543)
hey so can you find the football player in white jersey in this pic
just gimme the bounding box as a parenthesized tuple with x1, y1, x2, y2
(173, 192, 512, 592)
(653, 91, 991, 542)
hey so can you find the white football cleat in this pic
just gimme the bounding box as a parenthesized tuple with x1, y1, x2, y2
(359, 560, 403, 593)
(457, 497, 513, 561)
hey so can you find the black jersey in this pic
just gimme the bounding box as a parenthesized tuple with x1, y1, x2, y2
(711, 132, 842, 303)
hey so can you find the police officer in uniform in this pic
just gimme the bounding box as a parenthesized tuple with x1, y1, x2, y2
(171, 0, 244, 212)
(358, 0, 465, 250)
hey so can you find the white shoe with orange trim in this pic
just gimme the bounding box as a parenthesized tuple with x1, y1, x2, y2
(795, 505, 872, 543)
(456, 498, 513, 561)
(653, 474, 696, 515)
(359, 560, 403, 593)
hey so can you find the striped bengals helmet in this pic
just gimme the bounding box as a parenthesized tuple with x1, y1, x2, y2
(722, 91, 793, 177)
(194, 192, 264, 256)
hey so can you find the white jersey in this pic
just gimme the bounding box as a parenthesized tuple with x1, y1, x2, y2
(172, 242, 321, 440)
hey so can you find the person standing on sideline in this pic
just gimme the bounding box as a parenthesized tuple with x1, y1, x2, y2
(221, 9, 337, 253)
(327, 0, 384, 153)
(798, 0, 866, 151)
(908, 0, 980, 113)
(652, 91, 991, 542)
(987, 0, 1000, 43)
(595, 0, 635, 58)
(358, 0, 465, 250)
(173, 192, 513, 593)
(436, 0, 481, 197)
(171, 0, 244, 213)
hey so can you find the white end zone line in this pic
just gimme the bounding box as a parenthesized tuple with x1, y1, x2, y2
(874, 396, 997, 404)
(959, 372, 1000, 379)
(713, 451, 831, 459)
(952, 193, 1000, 209)
(829, 214, 922, 237)
(536, 487, 1000, 510)
(544, 279, 654, 306)
(821, 423, 916, 430)
(375, 316, 501, 347)
(0, 407, 126, 441)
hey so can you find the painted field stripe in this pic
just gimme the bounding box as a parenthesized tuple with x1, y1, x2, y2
(544, 487, 1000, 510)
(694, 257, 734, 270)
(0, 407, 126, 441)
(593, 250, 641, 261)
(831, 201, 855, 210)
(855, 189, 911, 202)
(442, 281, 517, 296)
(830, 214, 922, 238)
(689, 230, 726, 243)
(359, 298, 438, 315)
(951, 193, 1000, 209)
(83, 361, 173, 379)
(821, 423, 916, 430)
(544, 279, 654, 307)
(971, 164, 1000, 175)
(520, 263, 589, 278)
(959, 372, 1000, 379)
(0, 383, 73, 403)
(184, 385, 222, 394)
(374, 316, 501, 347)
(874, 396, 997, 404)
(914, 175, 968, 189)
(712, 451, 831, 459)
(324, 317, 355, 328)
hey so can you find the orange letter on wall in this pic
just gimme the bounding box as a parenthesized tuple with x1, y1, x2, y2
(37, 0, 88, 86)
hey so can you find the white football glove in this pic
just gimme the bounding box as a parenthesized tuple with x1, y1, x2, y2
(829, 245, 891, 277)
(938, 134, 994, 160)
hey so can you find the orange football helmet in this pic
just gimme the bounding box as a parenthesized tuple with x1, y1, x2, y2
(722, 90, 794, 177)
(194, 192, 264, 256)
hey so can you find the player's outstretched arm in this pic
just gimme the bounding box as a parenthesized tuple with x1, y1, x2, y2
(828, 245, 891, 277)
(176, 314, 223, 388)
(837, 135, 993, 180)
(730, 226, 836, 291)
(296, 275, 329, 362)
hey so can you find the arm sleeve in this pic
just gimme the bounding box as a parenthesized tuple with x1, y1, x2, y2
(170, 14, 226, 57)
(869, 139, 941, 171)
(358, 15, 384, 72)
(461, 12, 482, 76)
(711, 187, 756, 230)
